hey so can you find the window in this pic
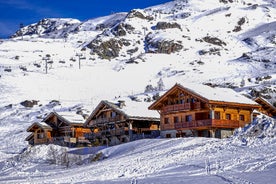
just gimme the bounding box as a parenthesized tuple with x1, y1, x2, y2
(111, 111, 117, 118)
(215, 111, 220, 119)
(164, 117, 170, 124)
(185, 115, 192, 122)
(174, 116, 179, 123)
(239, 114, 245, 121)
(226, 114, 231, 120)
(38, 133, 44, 139)
(166, 134, 171, 138)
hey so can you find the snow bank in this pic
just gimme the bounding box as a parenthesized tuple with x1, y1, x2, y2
(17, 144, 69, 165)
(232, 115, 275, 146)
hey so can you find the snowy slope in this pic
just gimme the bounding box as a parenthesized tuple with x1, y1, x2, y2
(0, 0, 274, 107)
(0, 115, 275, 183)
(0, 0, 276, 183)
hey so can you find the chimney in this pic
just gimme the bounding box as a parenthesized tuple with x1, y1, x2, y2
(118, 100, 125, 108)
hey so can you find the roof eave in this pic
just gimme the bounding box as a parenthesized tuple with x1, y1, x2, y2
(209, 100, 261, 108)
(148, 83, 209, 110)
(128, 116, 160, 122)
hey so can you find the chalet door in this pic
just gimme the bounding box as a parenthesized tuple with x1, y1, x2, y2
(198, 130, 209, 137)
(198, 131, 203, 137)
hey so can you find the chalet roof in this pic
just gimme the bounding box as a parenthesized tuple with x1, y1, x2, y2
(57, 112, 85, 125)
(25, 132, 34, 141)
(255, 97, 276, 116)
(43, 111, 85, 126)
(84, 99, 160, 126)
(149, 83, 261, 109)
(26, 122, 52, 132)
(117, 100, 160, 121)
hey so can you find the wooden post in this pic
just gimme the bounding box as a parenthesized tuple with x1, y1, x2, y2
(250, 109, 254, 122)
(34, 129, 38, 144)
(209, 129, 215, 138)
(128, 121, 133, 141)
(210, 110, 214, 119)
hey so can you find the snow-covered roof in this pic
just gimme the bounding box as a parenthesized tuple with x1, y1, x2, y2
(27, 122, 52, 132)
(110, 99, 160, 119)
(38, 122, 52, 129)
(57, 112, 85, 124)
(149, 83, 260, 110)
(85, 99, 160, 125)
(255, 97, 276, 116)
(42, 111, 85, 126)
(180, 83, 259, 105)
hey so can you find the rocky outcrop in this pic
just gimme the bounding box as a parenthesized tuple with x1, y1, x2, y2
(219, 0, 234, 3)
(233, 17, 246, 32)
(155, 22, 181, 30)
(20, 100, 39, 108)
(126, 9, 154, 21)
(11, 18, 79, 38)
(198, 47, 221, 56)
(196, 36, 226, 47)
(145, 33, 183, 54)
(111, 23, 135, 37)
(87, 38, 131, 60)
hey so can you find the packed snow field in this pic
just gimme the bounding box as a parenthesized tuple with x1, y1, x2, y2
(0, 0, 276, 183)
(0, 115, 275, 183)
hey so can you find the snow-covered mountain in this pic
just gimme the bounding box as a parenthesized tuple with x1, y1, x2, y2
(2, 0, 275, 105)
(0, 0, 275, 183)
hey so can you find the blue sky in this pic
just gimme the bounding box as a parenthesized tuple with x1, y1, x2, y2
(0, 0, 171, 38)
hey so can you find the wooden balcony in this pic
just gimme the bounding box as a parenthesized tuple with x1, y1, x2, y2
(160, 123, 174, 130)
(92, 116, 123, 124)
(34, 138, 48, 144)
(192, 102, 202, 110)
(173, 119, 241, 130)
(162, 102, 201, 113)
(110, 128, 125, 136)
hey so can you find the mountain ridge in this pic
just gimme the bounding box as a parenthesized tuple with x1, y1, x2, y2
(1, 0, 276, 106)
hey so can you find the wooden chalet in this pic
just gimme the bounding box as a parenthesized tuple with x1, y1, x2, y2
(255, 97, 276, 118)
(148, 83, 261, 138)
(26, 112, 91, 147)
(84, 100, 160, 146)
(25, 122, 52, 145)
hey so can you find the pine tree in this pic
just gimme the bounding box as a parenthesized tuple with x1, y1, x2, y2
(157, 78, 165, 91)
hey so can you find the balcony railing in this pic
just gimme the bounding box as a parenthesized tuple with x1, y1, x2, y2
(160, 123, 174, 130)
(110, 128, 125, 136)
(162, 102, 201, 113)
(192, 102, 201, 110)
(174, 119, 241, 129)
(91, 116, 123, 124)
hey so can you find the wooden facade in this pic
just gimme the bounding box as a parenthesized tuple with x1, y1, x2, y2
(255, 97, 276, 118)
(84, 100, 160, 146)
(25, 122, 52, 145)
(149, 83, 261, 138)
(26, 112, 91, 147)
